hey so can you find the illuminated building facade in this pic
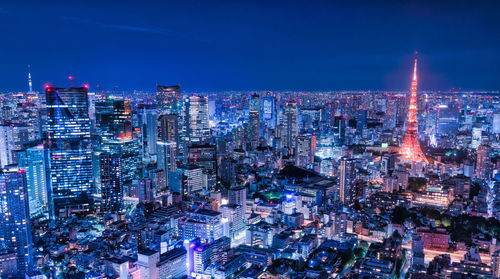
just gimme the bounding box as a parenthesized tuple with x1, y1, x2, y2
(156, 84, 181, 115)
(0, 171, 33, 276)
(46, 86, 93, 215)
(183, 95, 210, 145)
(17, 141, 50, 219)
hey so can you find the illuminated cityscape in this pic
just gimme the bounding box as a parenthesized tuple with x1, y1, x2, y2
(1, 1, 500, 279)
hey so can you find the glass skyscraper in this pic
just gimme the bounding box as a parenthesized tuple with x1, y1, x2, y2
(17, 141, 50, 219)
(0, 170, 33, 276)
(45, 86, 93, 216)
(183, 95, 210, 145)
(95, 99, 139, 187)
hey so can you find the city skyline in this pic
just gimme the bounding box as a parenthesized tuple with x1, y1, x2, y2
(0, 1, 499, 92)
(1, 1, 500, 279)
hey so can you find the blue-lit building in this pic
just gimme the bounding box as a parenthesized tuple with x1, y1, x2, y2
(183, 95, 210, 145)
(262, 96, 277, 129)
(17, 141, 50, 219)
(0, 171, 33, 276)
(45, 86, 93, 216)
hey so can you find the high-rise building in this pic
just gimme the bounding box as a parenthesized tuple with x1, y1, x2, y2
(339, 157, 355, 205)
(262, 96, 277, 129)
(158, 114, 179, 146)
(471, 123, 482, 149)
(138, 178, 155, 202)
(398, 58, 428, 163)
(219, 157, 236, 187)
(248, 93, 260, 149)
(183, 96, 210, 145)
(283, 101, 298, 150)
(220, 204, 246, 241)
(99, 153, 122, 213)
(157, 114, 179, 191)
(333, 116, 346, 146)
(492, 250, 500, 279)
(95, 99, 139, 189)
(493, 113, 500, 134)
(17, 141, 50, 219)
(156, 85, 181, 115)
(175, 164, 204, 196)
(0, 124, 35, 168)
(45, 86, 93, 215)
(0, 171, 33, 276)
(295, 134, 315, 167)
(136, 104, 158, 160)
(187, 144, 216, 188)
(228, 186, 246, 213)
(475, 145, 491, 180)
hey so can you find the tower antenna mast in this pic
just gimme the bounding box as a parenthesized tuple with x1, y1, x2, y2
(28, 65, 33, 94)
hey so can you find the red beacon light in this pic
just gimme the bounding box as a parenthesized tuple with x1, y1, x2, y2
(84, 84, 90, 89)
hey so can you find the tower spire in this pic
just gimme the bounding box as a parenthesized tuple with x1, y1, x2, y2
(398, 55, 428, 163)
(28, 65, 33, 94)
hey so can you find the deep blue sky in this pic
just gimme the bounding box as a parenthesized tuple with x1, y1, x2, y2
(1, 0, 499, 92)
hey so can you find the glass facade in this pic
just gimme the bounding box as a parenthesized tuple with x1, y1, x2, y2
(0, 171, 33, 275)
(45, 86, 93, 215)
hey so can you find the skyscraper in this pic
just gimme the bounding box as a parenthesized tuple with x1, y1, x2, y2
(339, 157, 355, 205)
(475, 145, 491, 180)
(248, 93, 260, 149)
(157, 114, 179, 180)
(136, 104, 158, 160)
(99, 153, 122, 213)
(0, 124, 35, 168)
(183, 95, 210, 145)
(156, 85, 181, 115)
(333, 116, 346, 146)
(283, 100, 298, 150)
(0, 170, 33, 276)
(95, 99, 139, 187)
(45, 86, 93, 216)
(261, 96, 277, 129)
(17, 141, 50, 219)
(399, 58, 428, 163)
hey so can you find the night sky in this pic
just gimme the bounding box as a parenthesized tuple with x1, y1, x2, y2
(1, 0, 499, 92)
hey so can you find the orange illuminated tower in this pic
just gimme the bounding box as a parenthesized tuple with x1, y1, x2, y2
(399, 57, 428, 163)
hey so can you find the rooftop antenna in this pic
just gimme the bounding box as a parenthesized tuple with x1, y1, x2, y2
(68, 75, 75, 87)
(28, 65, 33, 93)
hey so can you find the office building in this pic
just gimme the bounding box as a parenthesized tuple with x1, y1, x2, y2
(283, 100, 298, 150)
(156, 85, 181, 115)
(0, 124, 35, 168)
(45, 86, 93, 215)
(183, 209, 224, 243)
(339, 157, 355, 205)
(136, 104, 158, 160)
(183, 95, 210, 145)
(17, 142, 50, 219)
(0, 171, 33, 276)
(99, 153, 122, 213)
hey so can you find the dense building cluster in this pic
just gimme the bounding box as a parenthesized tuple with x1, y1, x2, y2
(0, 62, 500, 279)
